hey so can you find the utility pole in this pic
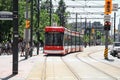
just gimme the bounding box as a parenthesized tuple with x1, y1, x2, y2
(25, 0, 30, 59)
(114, 12, 116, 42)
(13, 0, 18, 74)
(30, 0, 33, 57)
(85, 17, 87, 35)
(104, 30, 109, 59)
(104, 0, 112, 60)
(50, 0, 52, 26)
(36, 0, 40, 55)
(75, 13, 78, 51)
(104, 21, 111, 60)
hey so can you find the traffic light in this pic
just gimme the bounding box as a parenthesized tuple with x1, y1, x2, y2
(26, 20, 30, 29)
(91, 28, 95, 34)
(104, 0, 112, 14)
(104, 21, 111, 30)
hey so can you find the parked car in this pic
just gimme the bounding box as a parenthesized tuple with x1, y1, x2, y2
(110, 42, 120, 58)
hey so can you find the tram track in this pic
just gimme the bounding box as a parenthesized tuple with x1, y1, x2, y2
(26, 56, 47, 80)
(39, 54, 81, 80)
(27, 46, 120, 80)
(88, 51, 120, 70)
(76, 48, 120, 80)
(61, 56, 81, 80)
(41, 55, 47, 80)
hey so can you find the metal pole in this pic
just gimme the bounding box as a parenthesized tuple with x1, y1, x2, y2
(37, 0, 40, 55)
(89, 21, 91, 46)
(84, 17, 87, 47)
(25, 0, 29, 59)
(104, 30, 109, 59)
(75, 13, 77, 51)
(50, 0, 52, 26)
(89, 28, 90, 46)
(13, 0, 18, 74)
(30, 0, 33, 57)
(85, 17, 87, 34)
(60, 13, 62, 26)
(38, 0, 40, 29)
(114, 12, 116, 42)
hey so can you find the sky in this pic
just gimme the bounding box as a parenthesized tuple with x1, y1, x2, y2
(52, 0, 120, 29)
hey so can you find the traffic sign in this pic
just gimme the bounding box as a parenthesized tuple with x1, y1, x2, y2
(112, 4, 118, 11)
(0, 11, 13, 20)
(104, 15, 111, 22)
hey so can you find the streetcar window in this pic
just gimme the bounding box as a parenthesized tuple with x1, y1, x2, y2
(71, 36, 75, 45)
(45, 32, 64, 46)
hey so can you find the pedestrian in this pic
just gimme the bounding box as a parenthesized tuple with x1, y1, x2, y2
(19, 38, 25, 57)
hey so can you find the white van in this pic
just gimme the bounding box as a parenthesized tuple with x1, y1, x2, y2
(110, 42, 120, 58)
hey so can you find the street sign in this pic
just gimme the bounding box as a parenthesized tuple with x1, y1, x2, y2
(0, 11, 13, 20)
(112, 4, 118, 11)
(104, 15, 111, 22)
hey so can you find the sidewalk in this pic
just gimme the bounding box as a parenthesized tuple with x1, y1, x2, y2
(0, 48, 43, 80)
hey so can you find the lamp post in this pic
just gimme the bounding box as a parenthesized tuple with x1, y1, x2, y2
(114, 12, 116, 42)
(75, 13, 78, 51)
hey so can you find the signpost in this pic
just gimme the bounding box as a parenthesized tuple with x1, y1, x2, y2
(112, 4, 118, 11)
(104, 0, 112, 60)
(13, 0, 18, 74)
(112, 4, 118, 42)
(0, 3, 19, 75)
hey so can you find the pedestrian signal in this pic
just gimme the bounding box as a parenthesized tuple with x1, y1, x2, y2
(104, 0, 112, 14)
(26, 20, 30, 28)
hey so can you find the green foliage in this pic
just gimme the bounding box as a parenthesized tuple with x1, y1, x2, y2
(83, 35, 89, 43)
(55, 0, 66, 26)
(0, 0, 13, 42)
(19, 1, 26, 37)
(0, 0, 12, 11)
(0, 0, 67, 43)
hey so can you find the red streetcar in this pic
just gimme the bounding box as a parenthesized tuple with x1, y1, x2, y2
(44, 26, 83, 55)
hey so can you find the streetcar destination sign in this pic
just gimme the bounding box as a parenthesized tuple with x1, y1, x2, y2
(0, 11, 13, 20)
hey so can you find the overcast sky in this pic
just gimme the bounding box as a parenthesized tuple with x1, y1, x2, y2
(52, 0, 120, 29)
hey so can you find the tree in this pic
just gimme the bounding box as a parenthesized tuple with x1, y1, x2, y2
(19, 0, 26, 37)
(0, 0, 13, 42)
(56, 0, 66, 27)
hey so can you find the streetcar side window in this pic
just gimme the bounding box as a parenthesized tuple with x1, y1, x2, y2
(76, 36, 79, 45)
(64, 34, 68, 46)
(71, 35, 75, 45)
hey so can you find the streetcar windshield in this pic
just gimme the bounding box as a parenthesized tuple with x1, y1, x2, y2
(45, 32, 64, 46)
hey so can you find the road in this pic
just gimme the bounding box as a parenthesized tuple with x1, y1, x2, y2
(0, 46, 120, 80)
